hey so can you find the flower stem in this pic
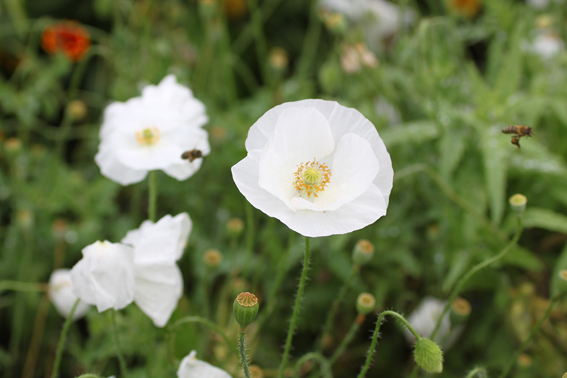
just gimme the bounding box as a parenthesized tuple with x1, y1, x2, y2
(148, 170, 157, 222)
(0, 280, 46, 294)
(465, 367, 488, 378)
(246, 0, 269, 85)
(329, 316, 362, 366)
(357, 310, 420, 378)
(278, 236, 311, 378)
(430, 217, 523, 340)
(238, 330, 251, 378)
(51, 298, 80, 378)
(169, 316, 235, 357)
(316, 264, 359, 352)
(110, 311, 128, 377)
(499, 292, 564, 378)
(244, 203, 255, 276)
(293, 352, 332, 378)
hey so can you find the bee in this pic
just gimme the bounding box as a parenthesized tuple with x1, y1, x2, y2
(181, 149, 203, 162)
(502, 125, 533, 149)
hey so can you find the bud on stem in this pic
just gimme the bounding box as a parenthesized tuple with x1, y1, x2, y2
(233, 292, 259, 330)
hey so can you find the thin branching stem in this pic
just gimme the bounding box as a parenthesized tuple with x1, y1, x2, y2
(51, 298, 80, 378)
(278, 236, 311, 378)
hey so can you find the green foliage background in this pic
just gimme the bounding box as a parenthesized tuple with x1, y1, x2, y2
(1, 0, 567, 377)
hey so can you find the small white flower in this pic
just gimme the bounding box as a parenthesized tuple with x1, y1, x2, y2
(231, 99, 393, 238)
(527, 0, 565, 9)
(48, 269, 91, 320)
(70, 241, 136, 312)
(177, 351, 232, 378)
(95, 74, 210, 185)
(122, 213, 191, 327)
(531, 32, 565, 59)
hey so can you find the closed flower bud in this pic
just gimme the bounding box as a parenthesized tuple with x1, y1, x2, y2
(203, 248, 223, 267)
(356, 292, 376, 315)
(517, 353, 532, 367)
(413, 338, 443, 374)
(226, 218, 244, 237)
(449, 297, 471, 325)
(67, 100, 87, 121)
(509, 194, 527, 216)
(233, 292, 259, 329)
(322, 12, 347, 35)
(352, 240, 375, 266)
(269, 48, 289, 72)
(4, 137, 22, 153)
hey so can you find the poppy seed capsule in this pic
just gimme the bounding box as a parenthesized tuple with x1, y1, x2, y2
(356, 293, 376, 315)
(233, 292, 259, 329)
(352, 240, 375, 266)
(413, 338, 443, 373)
(449, 297, 471, 325)
(509, 194, 527, 217)
(203, 249, 222, 267)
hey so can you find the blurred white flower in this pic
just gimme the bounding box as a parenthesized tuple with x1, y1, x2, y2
(531, 32, 565, 59)
(70, 241, 136, 312)
(177, 351, 232, 378)
(95, 74, 210, 186)
(527, 0, 564, 9)
(404, 297, 462, 348)
(121, 213, 191, 327)
(48, 269, 91, 320)
(231, 99, 393, 238)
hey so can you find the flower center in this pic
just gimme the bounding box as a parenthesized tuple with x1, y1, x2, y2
(136, 127, 160, 146)
(293, 159, 331, 198)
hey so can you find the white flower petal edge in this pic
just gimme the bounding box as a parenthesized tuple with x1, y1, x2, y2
(134, 264, 183, 327)
(232, 99, 392, 237)
(48, 269, 91, 320)
(70, 241, 136, 312)
(177, 351, 232, 378)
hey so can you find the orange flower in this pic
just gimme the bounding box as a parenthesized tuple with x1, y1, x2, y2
(448, 0, 481, 19)
(41, 21, 90, 62)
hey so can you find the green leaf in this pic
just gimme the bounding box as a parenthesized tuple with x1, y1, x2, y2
(480, 125, 509, 225)
(522, 207, 567, 233)
(502, 246, 543, 271)
(380, 121, 438, 147)
(551, 243, 567, 297)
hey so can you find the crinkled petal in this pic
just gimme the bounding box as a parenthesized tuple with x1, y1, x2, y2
(95, 140, 148, 185)
(70, 241, 135, 312)
(48, 269, 91, 320)
(134, 264, 183, 327)
(177, 351, 232, 378)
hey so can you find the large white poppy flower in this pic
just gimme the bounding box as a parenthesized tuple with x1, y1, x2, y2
(231, 99, 393, 237)
(70, 241, 136, 312)
(48, 269, 91, 320)
(177, 351, 232, 378)
(95, 74, 210, 185)
(121, 213, 191, 327)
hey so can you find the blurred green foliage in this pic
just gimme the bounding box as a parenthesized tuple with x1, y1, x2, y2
(1, 0, 567, 377)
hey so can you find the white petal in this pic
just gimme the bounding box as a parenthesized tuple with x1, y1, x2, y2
(95, 140, 148, 185)
(134, 264, 183, 327)
(121, 220, 153, 247)
(112, 131, 182, 171)
(70, 241, 136, 312)
(48, 269, 91, 320)
(404, 297, 452, 346)
(177, 351, 232, 378)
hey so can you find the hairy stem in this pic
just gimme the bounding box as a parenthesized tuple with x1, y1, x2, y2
(293, 352, 332, 378)
(51, 298, 80, 378)
(239, 330, 251, 378)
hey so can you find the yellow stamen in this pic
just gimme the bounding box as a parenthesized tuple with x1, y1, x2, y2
(136, 127, 161, 146)
(293, 159, 331, 198)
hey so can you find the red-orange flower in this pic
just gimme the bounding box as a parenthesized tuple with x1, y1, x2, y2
(41, 21, 90, 62)
(448, 0, 481, 19)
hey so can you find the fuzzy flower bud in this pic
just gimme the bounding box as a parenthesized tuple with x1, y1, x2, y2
(352, 240, 375, 266)
(356, 292, 376, 315)
(226, 218, 244, 237)
(233, 292, 259, 329)
(203, 248, 223, 268)
(509, 194, 527, 216)
(449, 297, 471, 325)
(414, 338, 443, 373)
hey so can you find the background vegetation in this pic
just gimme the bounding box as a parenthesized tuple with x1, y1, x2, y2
(1, 0, 567, 377)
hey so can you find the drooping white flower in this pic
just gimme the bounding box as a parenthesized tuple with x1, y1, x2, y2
(95, 74, 210, 186)
(231, 99, 393, 238)
(48, 269, 91, 320)
(70, 241, 136, 312)
(121, 213, 191, 327)
(177, 351, 232, 378)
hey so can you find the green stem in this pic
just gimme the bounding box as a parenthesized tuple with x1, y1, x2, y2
(278, 236, 311, 378)
(430, 217, 523, 340)
(316, 264, 359, 351)
(499, 292, 564, 378)
(0, 281, 46, 294)
(465, 367, 487, 378)
(357, 310, 420, 378)
(77, 375, 104, 378)
(293, 352, 333, 378)
(244, 203, 255, 276)
(51, 298, 80, 378)
(111, 311, 128, 377)
(296, 0, 322, 79)
(169, 316, 234, 354)
(239, 330, 251, 378)
(247, 0, 269, 85)
(329, 319, 361, 366)
(148, 170, 157, 222)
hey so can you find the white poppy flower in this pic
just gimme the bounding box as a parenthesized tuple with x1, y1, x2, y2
(70, 241, 136, 312)
(48, 269, 91, 320)
(231, 99, 393, 238)
(95, 74, 210, 186)
(177, 351, 232, 378)
(531, 32, 565, 59)
(121, 213, 191, 327)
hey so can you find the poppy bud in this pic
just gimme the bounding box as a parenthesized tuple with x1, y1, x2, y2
(352, 240, 375, 266)
(233, 292, 259, 329)
(509, 194, 527, 217)
(414, 338, 443, 373)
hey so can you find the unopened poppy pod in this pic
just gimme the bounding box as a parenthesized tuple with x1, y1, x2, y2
(231, 99, 393, 237)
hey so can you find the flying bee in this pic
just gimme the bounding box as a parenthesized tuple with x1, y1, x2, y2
(181, 149, 203, 162)
(502, 125, 533, 149)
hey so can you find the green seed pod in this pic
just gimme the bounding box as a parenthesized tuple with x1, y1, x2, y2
(449, 297, 471, 326)
(233, 292, 259, 329)
(414, 338, 443, 374)
(509, 194, 527, 217)
(356, 293, 376, 315)
(352, 240, 375, 266)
